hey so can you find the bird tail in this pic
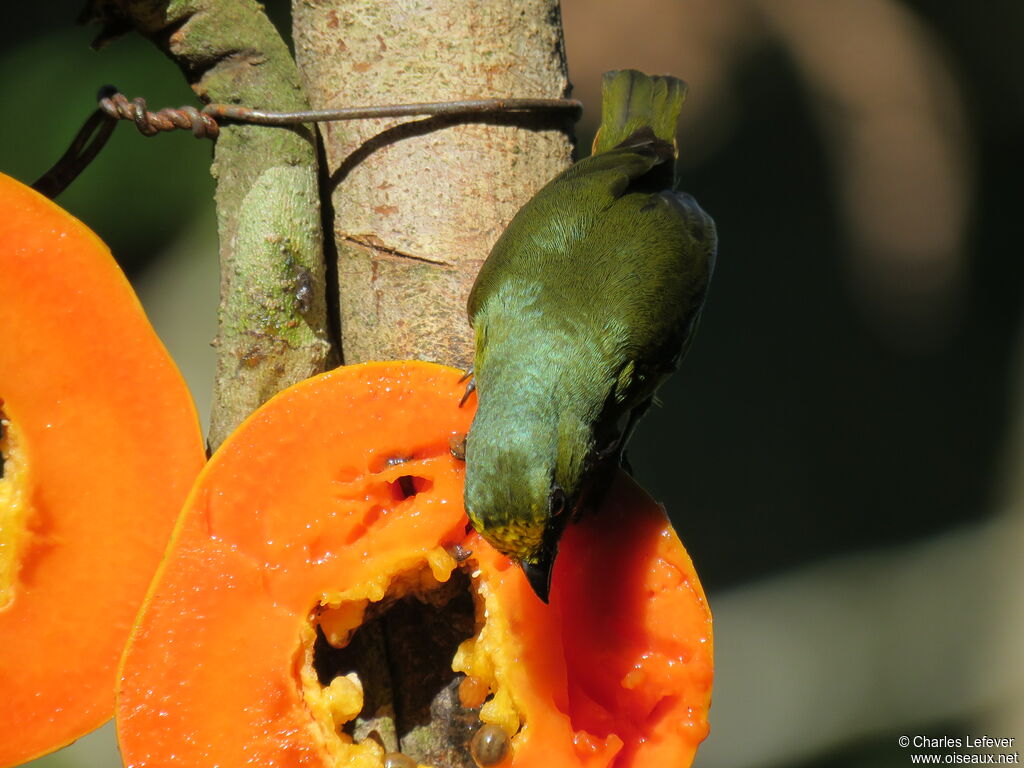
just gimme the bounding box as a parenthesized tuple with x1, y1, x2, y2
(591, 70, 688, 156)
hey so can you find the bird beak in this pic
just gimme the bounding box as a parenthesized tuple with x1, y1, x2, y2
(520, 550, 555, 604)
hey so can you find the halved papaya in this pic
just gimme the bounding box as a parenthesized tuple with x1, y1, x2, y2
(117, 361, 712, 768)
(0, 173, 206, 766)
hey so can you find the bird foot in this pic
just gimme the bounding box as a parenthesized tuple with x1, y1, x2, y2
(458, 367, 476, 407)
(620, 450, 634, 476)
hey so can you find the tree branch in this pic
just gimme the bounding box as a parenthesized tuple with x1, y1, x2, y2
(83, 0, 334, 450)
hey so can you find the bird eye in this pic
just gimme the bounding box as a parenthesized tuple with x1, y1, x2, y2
(550, 486, 567, 516)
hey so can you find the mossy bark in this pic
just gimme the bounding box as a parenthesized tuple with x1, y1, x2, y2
(83, 0, 334, 450)
(292, 0, 575, 369)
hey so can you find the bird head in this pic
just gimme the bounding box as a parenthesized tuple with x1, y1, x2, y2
(464, 406, 588, 603)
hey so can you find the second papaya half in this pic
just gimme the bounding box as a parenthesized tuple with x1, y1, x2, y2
(117, 361, 712, 768)
(0, 173, 205, 766)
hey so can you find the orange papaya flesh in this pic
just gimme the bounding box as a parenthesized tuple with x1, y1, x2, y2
(117, 360, 712, 768)
(0, 172, 206, 766)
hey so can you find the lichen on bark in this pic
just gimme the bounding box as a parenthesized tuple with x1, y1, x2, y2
(83, 0, 335, 450)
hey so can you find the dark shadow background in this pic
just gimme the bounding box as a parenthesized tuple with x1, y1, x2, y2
(3, 1, 1021, 767)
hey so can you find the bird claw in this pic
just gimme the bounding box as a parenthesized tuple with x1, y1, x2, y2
(459, 380, 476, 407)
(620, 450, 634, 476)
(458, 366, 476, 407)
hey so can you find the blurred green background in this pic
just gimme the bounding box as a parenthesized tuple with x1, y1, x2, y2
(3, 1, 1022, 767)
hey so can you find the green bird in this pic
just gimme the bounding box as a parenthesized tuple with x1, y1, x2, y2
(463, 70, 717, 602)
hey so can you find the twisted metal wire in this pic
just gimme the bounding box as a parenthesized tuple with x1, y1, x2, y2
(98, 91, 220, 139)
(204, 97, 584, 125)
(97, 90, 582, 139)
(33, 86, 582, 198)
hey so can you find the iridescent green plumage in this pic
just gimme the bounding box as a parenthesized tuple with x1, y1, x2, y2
(463, 70, 717, 601)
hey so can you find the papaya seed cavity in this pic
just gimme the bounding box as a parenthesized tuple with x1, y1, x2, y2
(301, 550, 523, 768)
(0, 406, 31, 611)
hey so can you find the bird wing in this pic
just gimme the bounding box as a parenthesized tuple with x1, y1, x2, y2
(468, 134, 717, 434)
(468, 134, 674, 322)
(589, 188, 716, 413)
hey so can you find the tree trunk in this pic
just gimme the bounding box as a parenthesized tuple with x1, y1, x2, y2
(292, 0, 574, 368)
(291, 1, 573, 762)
